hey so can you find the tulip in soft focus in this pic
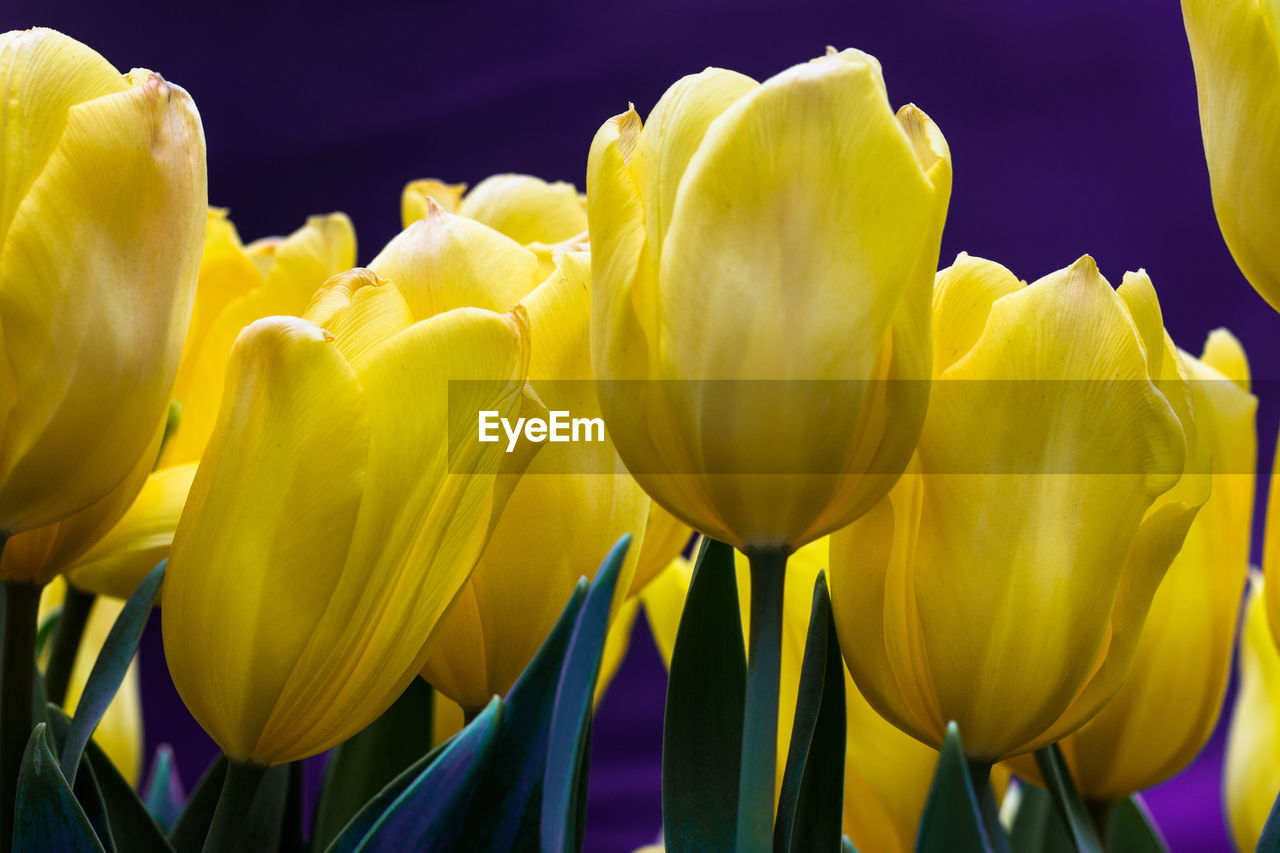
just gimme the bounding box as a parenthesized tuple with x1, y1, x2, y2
(1225, 576, 1280, 852)
(832, 255, 1208, 762)
(643, 539, 945, 852)
(164, 290, 532, 763)
(1037, 331, 1253, 800)
(1181, 0, 1280, 309)
(38, 579, 143, 785)
(0, 28, 205, 542)
(587, 48, 952, 550)
(403, 173, 587, 247)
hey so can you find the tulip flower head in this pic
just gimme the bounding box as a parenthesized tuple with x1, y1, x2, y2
(586, 48, 952, 552)
(831, 255, 1209, 762)
(1226, 576, 1280, 852)
(0, 28, 205, 544)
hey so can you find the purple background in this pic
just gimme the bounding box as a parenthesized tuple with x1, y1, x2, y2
(3, 0, 1274, 850)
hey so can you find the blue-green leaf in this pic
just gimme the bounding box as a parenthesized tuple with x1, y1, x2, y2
(1107, 796, 1166, 853)
(842, 836, 859, 853)
(915, 723, 991, 853)
(662, 538, 745, 853)
(311, 678, 436, 852)
(142, 746, 184, 833)
(60, 560, 165, 784)
(775, 570, 845, 853)
(350, 697, 504, 851)
(12, 723, 104, 853)
(1032, 745, 1103, 853)
(540, 534, 632, 853)
(1008, 783, 1075, 853)
(167, 755, 226, 853)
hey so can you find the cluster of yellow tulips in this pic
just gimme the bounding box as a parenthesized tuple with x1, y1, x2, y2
(1, 0, 1279, 849)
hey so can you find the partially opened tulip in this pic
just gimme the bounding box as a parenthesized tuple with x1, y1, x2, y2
(832, 255, 1208, 769)
(589, 51, 951, 843)
(403, 173, 587, 246)
(1032, 331, 1253, 802)
(1182, 0, 1280, 309)
(418, 250, 649, 714)
(1225, 576, 1280, 852)
(0, 27, 204, 835)
(163, 300, 531, 781)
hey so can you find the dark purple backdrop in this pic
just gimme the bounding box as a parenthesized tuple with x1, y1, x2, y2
(4, 1, 1273, 850)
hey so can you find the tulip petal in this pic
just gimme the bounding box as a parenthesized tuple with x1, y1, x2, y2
(1225, 578, 1280, 852)
(163, 317, 370, 761)
(931, 254, 1023, 377)
(457, 174, 588, 245)
(0, 67, 204, 532)
(401, 178, 466, 226)
(255, 307, 530, 760)
(161, 213, 355, 467)
(68, 462, 199, 601)
(370, 204, 542, 320)
(304, 269, 415, 369)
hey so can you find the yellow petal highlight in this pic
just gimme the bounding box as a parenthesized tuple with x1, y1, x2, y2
(402, 178, 466, 225)
(1227, 577, 1280, 852)
(0, 37, 204, 533)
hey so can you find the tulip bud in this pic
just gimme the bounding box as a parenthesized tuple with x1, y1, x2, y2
(1225, 576, 1280, 853)
(586, 49, 951, 550)
(1182, 0, 1280, 308)
(1036, 331, 1254, 800)
(831, 255, 1208, 762)
(0, 28, 205, 537)
(163, 301, 531, 764)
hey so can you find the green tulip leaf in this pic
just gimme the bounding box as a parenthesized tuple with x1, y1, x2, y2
(661, 537, 746, 852)
(60, 560, 165, 785)
(540, 533, 632, 853)
(775, 570, 845, 853)
(916, 722, 994, 853)
(1106, 796, 1166, 853)
(311, 678, 437, 851)
(12, 723, 105, 853)
(1008, 783, 1075, 853)
(167, 755, 226, 852)
(349, 697, 504, 851)
(142, 746, 184, 833)
(1032, 745, 1103, 853)
(842, 837, 859, 853)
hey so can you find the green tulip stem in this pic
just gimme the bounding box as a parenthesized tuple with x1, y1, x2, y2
(44, 584, 95, 708)
(736, 548, 787, 853)
(202, 758, 268, 853)
(965, 759, 1011, 852)
(0, 570, 40, 853)
(1085, 799, 1113, 847)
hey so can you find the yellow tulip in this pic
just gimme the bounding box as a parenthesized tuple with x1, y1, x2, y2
(1033, 331, 1253, 800)
(1181, 0, 1280, 309)
(643, 539, 944, 852)
(38, 579, 143, 785)
(831, 255, 1208, 762)
(163, 293, 531, 764)
(1225, 576, 1280, 852)
(54, 209, 354, 600)
(368, 202, 647, 712)
(586, 49, 951, 551)
(627, 502, 692, 596)
(0, 28, 205, 539)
